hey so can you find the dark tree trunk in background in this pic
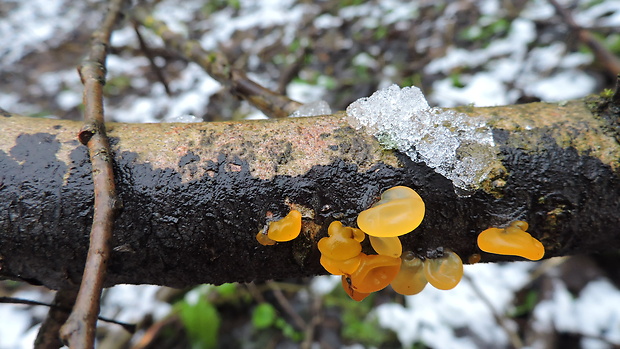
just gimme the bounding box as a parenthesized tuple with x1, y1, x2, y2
(1, 97, 619, 290)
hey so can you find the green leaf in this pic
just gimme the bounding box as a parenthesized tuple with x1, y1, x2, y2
(215, 283, 236, 297)
(511, 289, 539, 317)
(252, 303, 277, 329)
(280, 322, 304, 342)
(177, 297, 220, 349)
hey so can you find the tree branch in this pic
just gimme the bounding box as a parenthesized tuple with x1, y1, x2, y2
(1, 96, 619, 291)
(131, 7, 302, 118)
(59, 0, 125, 347)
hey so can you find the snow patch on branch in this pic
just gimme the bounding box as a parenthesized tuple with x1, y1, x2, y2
(346, 84, 498, 192)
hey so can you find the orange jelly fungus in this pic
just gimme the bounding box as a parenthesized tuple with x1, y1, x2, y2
(318, 221, 365, 260)
(348, 253, 402, 293)
(391, 251, 427, 296)
(477, 220, 544, 261)
(342, 276, 371, 301)
(267, 210, 302, 242)
(423, 249, 463, 290)
(369, 235, 402, 258)
(256, 231, 276, 246)
(320, 254, 362, 275)
(357, 186, 425, 237)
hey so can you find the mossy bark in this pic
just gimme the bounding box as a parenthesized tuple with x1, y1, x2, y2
(1, 99, 619, 290)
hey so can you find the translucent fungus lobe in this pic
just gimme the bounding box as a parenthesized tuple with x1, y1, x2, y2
(369, 235, 402, 258)
(318, 221, 366, 275)
(317, 221, 365, 260)
(357, 186, 425, 237)
(423, 249, 463, 290)
(267, 210, 302, 242)
(348, 253, 402, 293)
(255, 230, 277, 246)
(391, 251, 428, 295)
(320, 254, 362, 275)
(477, 220, 545, 261)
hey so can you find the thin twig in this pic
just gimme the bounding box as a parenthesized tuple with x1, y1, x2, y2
(34, 288, 78, 349)
(267, 281, 307, 331)
(245, 282, 266, 304)
(59, 0, 125, 347)
(548, 0, 620, 77)
(0, 296, 136, 333)
(276, 44, 310, 95)
(132, 22, 172, 96)
(130, 316, 177, 349)
(612, 74, 620, 111)
(300, 295, 322, 349)
(131, 7, 302, 118)
(463, 274, 524, 349)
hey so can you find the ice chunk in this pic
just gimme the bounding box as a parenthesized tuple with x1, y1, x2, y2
(290, 100, 332, 117)
(161, 114, 202, 123)
(346, 84, 498, 191)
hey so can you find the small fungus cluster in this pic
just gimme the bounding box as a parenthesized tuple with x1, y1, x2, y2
(256, 209, 302, 246)
(317, 186, 465, 301)
(255, 187, 545, 302)
(477, 220, 545, 260)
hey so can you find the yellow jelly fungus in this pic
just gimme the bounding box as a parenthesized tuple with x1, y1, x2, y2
(320, 254, 362, 275)
(357, 186, 425, 237)
(468, 253, 481, 264)
(348, 253, 402, 293)
(342, 276, 371, 301)
(317, 221, 365, 260)
(477, 220, 544, 261)
(369, 235, 402, 258)
(423, 249, 463, 290)
(256, 230, 276, 246)
(267, 209, 302, 242)
(391, 251, 427, 296)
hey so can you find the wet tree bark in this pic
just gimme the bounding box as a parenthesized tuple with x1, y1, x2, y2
(1, 97, 619, 290)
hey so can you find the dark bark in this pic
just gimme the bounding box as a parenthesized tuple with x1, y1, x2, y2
(1, 98, 619, 290)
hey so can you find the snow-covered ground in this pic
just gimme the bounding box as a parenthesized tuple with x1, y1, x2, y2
(1, 0, 620, 348)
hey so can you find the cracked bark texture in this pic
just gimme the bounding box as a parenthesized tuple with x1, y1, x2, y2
(0, 98, 619, 290)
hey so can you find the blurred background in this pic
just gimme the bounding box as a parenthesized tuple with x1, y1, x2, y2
(1, 0, 620, 348)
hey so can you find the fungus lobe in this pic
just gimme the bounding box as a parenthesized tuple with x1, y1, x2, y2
(357, 186, 425, 237)
(423, 249, 463, 290)
(477, 220, 544, 261)
(266, 209, 302, 242)
(391, 251, 427, 295)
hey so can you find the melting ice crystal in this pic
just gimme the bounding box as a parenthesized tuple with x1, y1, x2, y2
(346, 84, 497, 191)
(290, 100, 332, 117)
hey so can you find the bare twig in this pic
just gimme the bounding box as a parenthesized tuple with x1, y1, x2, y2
(131, 7, 302, 118)
(0, 296, 136, 333)
(276, 44, 310, 95)
(34, 288, 78, 349)
(59, 0, 125, 347)
(301, 295, 322, 349)
(549, 0, 620, 77)
(132, 22, 172, 96)
(612, 74, 620, 111)
(463, 274, 524, 349)
(130, 316, 177, 349)
(267, 281, 307, 331)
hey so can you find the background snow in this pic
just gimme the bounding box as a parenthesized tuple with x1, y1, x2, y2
(1, 0, 620, 348)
